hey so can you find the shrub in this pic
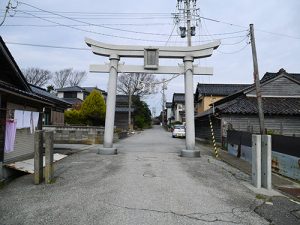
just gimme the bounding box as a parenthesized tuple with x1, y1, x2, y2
(64, 109, 84, 125)
(80, 90, 106, 126)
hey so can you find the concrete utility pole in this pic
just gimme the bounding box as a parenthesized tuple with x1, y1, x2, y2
(186, 0, 192, 47)
(161, 78, 166, 126)
(128, 75, 133, 131)
(180, 0, 197, 155)
(250, 24, 265, 134)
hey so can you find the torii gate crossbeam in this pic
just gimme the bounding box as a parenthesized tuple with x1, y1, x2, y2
(85, 38, 220, 157)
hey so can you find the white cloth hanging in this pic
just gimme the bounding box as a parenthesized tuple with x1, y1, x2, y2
(30, 112, 39, 133)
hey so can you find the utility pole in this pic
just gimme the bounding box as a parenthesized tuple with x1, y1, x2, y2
(250, 24, 265, 134)
(0, 0, 12, 26)
(161, 78, 167, 126)
(186, 0, 192, 47)
(128, 75, 132, 131)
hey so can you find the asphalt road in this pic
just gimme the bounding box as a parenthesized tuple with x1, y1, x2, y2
(0, 126, 272, 225)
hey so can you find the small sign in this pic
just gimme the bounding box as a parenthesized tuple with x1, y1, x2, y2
(144, 48, 159, 70)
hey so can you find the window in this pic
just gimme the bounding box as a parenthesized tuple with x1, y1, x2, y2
(64, 92, 77, 98)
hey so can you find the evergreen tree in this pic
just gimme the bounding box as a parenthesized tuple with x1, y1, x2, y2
(80, 90, 106, 126)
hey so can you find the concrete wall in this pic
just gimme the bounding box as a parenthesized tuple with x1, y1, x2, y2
(43, 125, 107, 145)
(57, 92, 64, 98)
(77, 92, 84, 100)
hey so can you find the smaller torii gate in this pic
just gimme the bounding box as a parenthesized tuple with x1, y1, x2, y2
(85, 38, 220, 157)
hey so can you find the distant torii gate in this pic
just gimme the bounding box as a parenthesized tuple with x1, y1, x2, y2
(85, 38, 220, 157)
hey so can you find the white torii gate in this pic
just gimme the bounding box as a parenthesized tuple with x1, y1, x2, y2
(85, 37, 220, 157)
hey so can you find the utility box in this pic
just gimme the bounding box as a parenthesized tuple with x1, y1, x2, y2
(144, 48, 159, 70)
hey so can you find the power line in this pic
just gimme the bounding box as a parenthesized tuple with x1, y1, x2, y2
(2, 23, 173, 27)
(9, 2, 300, 40)
(12, 10, 248, 44)
(5, 41, 90, 50)
(1, 9, 173, 15)
(217, 42, 250, 54)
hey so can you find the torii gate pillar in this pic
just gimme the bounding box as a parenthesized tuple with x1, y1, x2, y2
(181, 56, 199, 157)
(99, 54, 120, 155)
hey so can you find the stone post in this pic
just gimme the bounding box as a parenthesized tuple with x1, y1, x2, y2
(45, 131, 54, 184)
(261, 135, 272, 190)
(181, 56, 200, 157)
(252, 134, 261, 188)
(34, 130, 43, 184)
(99, 54, 120, 155)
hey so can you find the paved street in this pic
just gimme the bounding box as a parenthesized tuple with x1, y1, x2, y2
(0, 126, 273, 224)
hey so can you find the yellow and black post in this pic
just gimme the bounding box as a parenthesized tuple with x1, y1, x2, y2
(209, 115, 219, 158)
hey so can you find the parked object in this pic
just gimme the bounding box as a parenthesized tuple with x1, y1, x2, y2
(172, 125, 186, 138)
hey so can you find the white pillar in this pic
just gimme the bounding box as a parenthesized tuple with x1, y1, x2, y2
(261, 135, 272, 190)
(99, 54, 119, 155)
(252, 134, 261, 188)
(181, 56, 200, 157)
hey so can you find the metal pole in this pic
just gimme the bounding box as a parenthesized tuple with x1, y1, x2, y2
(250, 24, 265, 134)
(100, 54, 119, 154)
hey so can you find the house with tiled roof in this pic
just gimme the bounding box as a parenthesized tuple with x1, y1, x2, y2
(56, 86, 106, 106)
(195, 69, 300, 144)
(30, 84, 71, 125)
(194, 83, 250, 114)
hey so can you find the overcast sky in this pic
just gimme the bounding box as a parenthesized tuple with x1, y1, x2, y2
(1, 0, 299, 115)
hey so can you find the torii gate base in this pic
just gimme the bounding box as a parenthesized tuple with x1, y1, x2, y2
(85, 38, 220, 157)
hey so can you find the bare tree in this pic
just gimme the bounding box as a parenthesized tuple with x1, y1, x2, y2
(52, 68, 86, 88)
(68, 70, 87, 86)
(117, 73, 158, 130)
(117, 73, 158, 97)
(52, 68, 72, 88)
(23, 67, 52, 87)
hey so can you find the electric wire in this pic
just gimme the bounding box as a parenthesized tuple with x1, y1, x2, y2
(8, 2, 300, 40)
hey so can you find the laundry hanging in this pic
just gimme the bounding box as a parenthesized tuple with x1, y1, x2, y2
(14, 110, 39, 133)
(4, 120, 17, 153)
(30, 112, 39, 134)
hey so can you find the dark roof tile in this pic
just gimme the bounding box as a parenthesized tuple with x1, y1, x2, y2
(196, 83, 250, 96)
(217, 95, 300, 115)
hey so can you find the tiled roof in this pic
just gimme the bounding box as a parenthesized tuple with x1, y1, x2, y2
(30, 84, 71, 107)
(56, 86, 107, 94)
(62, 98, 83, 105)
(116, 95, 139, 104)
(115, 107, 135, 112)
(216, 95, 300, 115)
(56, 86, 85, 92)
(0, 80, 52, 105)
(82, 87, 106, 94)
(261, 68, 300, 83)
(173, 93, 185, 103)
(166, 102, 172, 108)
(196, 83, 250, 96)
